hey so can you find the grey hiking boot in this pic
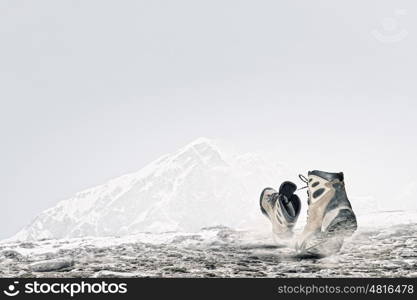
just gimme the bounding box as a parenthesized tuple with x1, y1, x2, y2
(296, 170, 358, 256)
(260, 182, 302, 240)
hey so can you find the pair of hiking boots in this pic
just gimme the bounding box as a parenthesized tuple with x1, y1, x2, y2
(260, 170, 357, 256)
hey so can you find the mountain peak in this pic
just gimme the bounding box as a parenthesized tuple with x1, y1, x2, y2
(182, 137, 218, 151)
(175, 137, 224, 164)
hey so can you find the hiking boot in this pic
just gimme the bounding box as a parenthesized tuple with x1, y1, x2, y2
(296, 170, 357, 256)
(260, 182, 301, 240)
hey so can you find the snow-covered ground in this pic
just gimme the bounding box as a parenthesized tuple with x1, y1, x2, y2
(1, 210, 416, 278)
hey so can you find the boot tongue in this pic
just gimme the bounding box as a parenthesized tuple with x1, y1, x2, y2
(278, 181, 297, 199)
(284, 198, 296, 217)
(278, 182, 299, 218)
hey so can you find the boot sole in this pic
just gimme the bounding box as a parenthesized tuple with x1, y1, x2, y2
(259, 188, 274, 217)
(259, 188, 294, 239)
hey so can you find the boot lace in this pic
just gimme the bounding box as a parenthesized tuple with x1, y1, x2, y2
(298, 174, 309, 191)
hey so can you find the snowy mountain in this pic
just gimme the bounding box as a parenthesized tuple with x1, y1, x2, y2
(12, 138, 295, 241)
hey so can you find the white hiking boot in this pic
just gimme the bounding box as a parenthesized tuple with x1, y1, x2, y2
(296, 170, 358, 256)
(260, 181, 301, 240)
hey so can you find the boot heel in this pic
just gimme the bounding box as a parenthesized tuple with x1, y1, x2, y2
(325, 209, 357, 238)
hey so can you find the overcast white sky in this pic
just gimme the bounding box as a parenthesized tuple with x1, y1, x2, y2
(1, 0, 416, 239)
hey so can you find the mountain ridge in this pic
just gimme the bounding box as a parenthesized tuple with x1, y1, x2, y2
(11, 138, 294, 241)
